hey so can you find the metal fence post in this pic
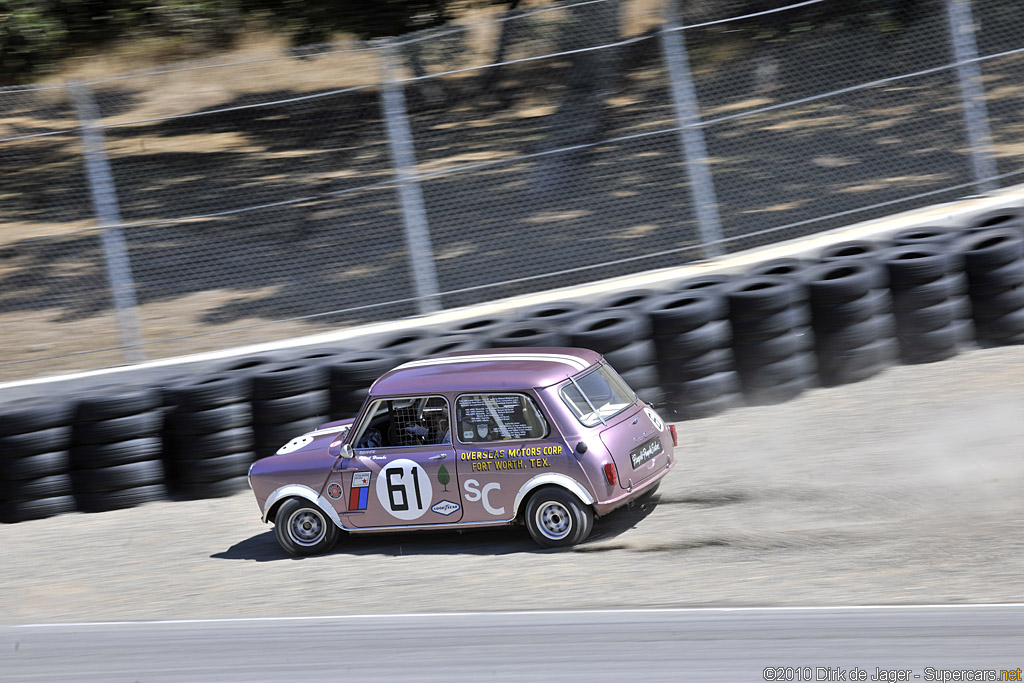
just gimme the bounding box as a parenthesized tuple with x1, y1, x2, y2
(69, 80, 146, 362)
(660, 0, 724, 258)
(946, 0, 998, 193)
(377, 39, 442, 315)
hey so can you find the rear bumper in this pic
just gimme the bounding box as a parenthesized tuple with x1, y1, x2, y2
(592, 457, 675, 516)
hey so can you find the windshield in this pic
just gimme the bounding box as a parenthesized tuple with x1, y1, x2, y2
(559, 363, 637, 427)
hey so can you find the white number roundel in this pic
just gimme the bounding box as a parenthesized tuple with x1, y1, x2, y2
(376, 459, 433, 521)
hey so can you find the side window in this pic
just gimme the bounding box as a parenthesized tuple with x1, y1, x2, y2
(352, 396, 451, 449)
(455, 394, 548, 443)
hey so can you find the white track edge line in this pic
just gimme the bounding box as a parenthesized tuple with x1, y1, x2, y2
(8, 603, 1024, 629)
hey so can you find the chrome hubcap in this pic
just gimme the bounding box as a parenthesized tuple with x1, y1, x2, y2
(287, 509, 326, 547)
(536, 501, 572, 541)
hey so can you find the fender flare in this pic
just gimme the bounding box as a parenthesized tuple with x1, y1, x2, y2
(262, 484, 344, 530)
(512, 473, 596, 518)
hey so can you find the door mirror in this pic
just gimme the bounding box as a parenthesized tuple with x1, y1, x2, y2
(342, 443, 354, 459)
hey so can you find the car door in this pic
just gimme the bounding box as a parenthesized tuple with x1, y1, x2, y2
(325, 395, 463, 528)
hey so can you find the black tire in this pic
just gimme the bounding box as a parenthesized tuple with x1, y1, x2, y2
(967, 207, 1024, 232)
(971, 287, 1024, 319)
(647, 292, 726, 336)
(173, 452, 254, 484)
(811, 291, 878, 329)
(726, 276, 802, 318)
(747, 258, 812, 278)
(898, 325, 959, 364)
(446, 317, 508, 337)
(738, 353, 811, 389)
(169, 427, 254, 460)
(76, 484, 167, 513)
(254, 419, 320, 452)
(659, 348, 735, 383)
(730, 307, 805, 342)
(0, 426, 71, 458)
(892, 274, 962, 311)
(595, 289, 659, 312)
(174, 475, 250, 499)
(734, 332, 803, 365)
(958, 229, 1024, 270)
(882, 245, 951, 287)
(568, 310, 651, 353)
(71, 459, 165, 494)
(487, 322, 567, 348)
(819, 240, 884, 262)
(162, 374, 249, 412)
(672, 273, 734, 293)
(0, 450, 69, 480)
(601, 339, 656, 371)
(371, 330, 432, 355)
(329, 386, 370, 420)
(165, 402, 251, 435)
(403, 334, 488, 359)
(328, 351, 399, 388)
(805, 261, 877, 305)
(964, 259, 1024, 295)
(0, 495, 76, 523)
(0, 399, 73, 437)
(895, 299, 958, 334)
(817, 339, 895, 385)
(814, 316, 886, 352)
(654, 320, 730, 360)
(974, 307, 1024, 341)
(253, 390, 330, 424)
(74, 387, 161, 422)
(667, 371, 740, 403)
(274, 497, 339, 556)
(251, 363, 328, 400)
(71, 411, 163, 446)
(890, 226, 965, 247)
(215, 354, 282, 375)
(289, 347, 348, 365)
(523, 486, 593, 549)
(520, 300, 590, 325)
(69, 437, 163, 469)
(0, 473, 73, 503)
(619, 365, 659, 391)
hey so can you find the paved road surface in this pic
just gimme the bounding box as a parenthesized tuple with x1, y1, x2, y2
(2, 606, 1021, 682)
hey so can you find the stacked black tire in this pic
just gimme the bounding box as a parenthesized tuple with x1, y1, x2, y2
(250, 363, 331, 460)
(958, 228, 1024, 345)
(567, 309, 661, 405)
(327, 351, 401, 421)
(726, 276, 816, 405)
(647, 291, 739, 419)
(163, 375, 254, 498)
(880, 244, 971, 364)
(69, 388, 167, 512)
(486, 321, 568, 348)
(805, 260, 896, 386)
(0, 400, 76, 523)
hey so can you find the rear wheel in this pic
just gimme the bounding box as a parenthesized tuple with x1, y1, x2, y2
(524, 487, 593, 548)
(274, 498, 338, 556)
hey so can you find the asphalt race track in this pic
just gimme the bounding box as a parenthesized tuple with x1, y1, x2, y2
(3, 606, 1022, 682)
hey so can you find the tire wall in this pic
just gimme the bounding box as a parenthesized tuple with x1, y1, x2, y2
(1, 206, 1021, 521)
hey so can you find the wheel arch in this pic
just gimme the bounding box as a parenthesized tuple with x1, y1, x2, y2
(512, 473, 596, 520)
(263, 484, 344, 530)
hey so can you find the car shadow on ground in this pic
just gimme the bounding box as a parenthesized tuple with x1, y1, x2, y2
(211, 497, 660, 562)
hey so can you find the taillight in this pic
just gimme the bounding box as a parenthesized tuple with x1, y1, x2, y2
(603, 462, 618, 486)
(669, 424, 678, 447)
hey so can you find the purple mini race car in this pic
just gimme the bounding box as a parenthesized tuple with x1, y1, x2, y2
(248, 347, 676, 555)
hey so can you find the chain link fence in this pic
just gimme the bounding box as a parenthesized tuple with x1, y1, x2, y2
(2, 0, 1023, 381)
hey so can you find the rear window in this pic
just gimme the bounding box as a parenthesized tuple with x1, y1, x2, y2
(559, 363, 637, 427)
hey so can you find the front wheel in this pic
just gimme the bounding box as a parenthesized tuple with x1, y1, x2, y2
(524, 487, 594, 548)
(274, 498, 339, 556)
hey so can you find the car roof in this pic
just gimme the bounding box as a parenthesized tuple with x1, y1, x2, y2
(370, 347, 604, 396)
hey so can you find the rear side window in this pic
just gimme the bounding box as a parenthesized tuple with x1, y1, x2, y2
(560, 363, 637, 427)
(455, 393, 547, 443)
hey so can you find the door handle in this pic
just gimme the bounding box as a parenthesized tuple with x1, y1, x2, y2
(429, 454, 447, 460)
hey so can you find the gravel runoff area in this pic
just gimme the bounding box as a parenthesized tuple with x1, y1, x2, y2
(2, 345, 1023, 625)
